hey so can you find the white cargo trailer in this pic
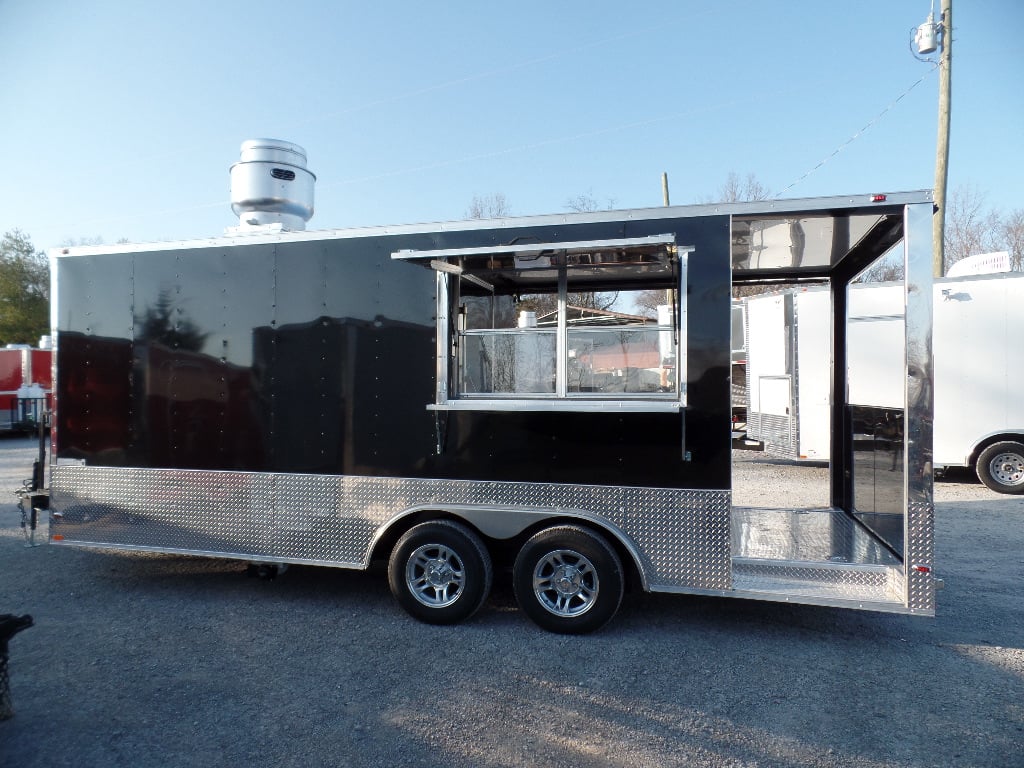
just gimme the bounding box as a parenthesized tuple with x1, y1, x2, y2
(744, 271, 1024, 493)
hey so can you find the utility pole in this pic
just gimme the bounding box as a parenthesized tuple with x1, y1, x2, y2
(933, 0, 952, 277)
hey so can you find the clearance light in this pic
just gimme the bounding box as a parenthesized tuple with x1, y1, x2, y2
(870, 194, 887, 203)
(52, 534, 64, 541)
(911, 565, 931, 573)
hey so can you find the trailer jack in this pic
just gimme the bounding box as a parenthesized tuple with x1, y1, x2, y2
(16, 415, 49, 547)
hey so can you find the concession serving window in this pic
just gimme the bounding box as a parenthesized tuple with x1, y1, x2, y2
(393, 235, 691, 413)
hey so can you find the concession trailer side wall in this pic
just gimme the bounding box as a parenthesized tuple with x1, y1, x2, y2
(47, 190, 936, 633)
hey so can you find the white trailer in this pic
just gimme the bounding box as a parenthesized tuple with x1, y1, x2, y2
(743, 288, 831, 461)
(744, 271, 1024, 493)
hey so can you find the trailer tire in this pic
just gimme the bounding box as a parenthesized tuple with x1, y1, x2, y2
(388, 520, 493, 625)
(976, 441, 1024, 494)
(513, 525, 624, 635)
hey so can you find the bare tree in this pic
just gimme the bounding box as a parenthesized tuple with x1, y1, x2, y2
(812, 186, 1024, 284)
(944, 185, 1001, 271)
(565, 191, 616, 213)
(996, 208, 1024, 272)
(466, 193, 510, 219)
(943, 186, 1024, 273)
(633, 289, 667, 316)
(708, 172, 771, 204)
(516, 291, 620, 320)
(702, 174, 775, 299)
(511, 191, 618, 313)
(857, 247, 905, 284)
(60, 236, 105, 247)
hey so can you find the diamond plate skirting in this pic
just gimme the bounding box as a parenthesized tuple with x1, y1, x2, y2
(50, 465, 732, 592)
(731, 560, 902, 603)
(906, 501, 935, 614)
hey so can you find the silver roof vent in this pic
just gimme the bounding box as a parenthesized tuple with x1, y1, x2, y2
(229, 139, 315, 232)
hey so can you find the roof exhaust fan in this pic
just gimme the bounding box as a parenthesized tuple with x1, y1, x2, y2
(229, 139, 315, 232)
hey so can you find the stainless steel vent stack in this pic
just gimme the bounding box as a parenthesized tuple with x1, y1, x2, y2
(229, 139, 315, 230)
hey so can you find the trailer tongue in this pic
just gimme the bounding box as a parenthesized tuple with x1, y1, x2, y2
(46, 187, 936, 632)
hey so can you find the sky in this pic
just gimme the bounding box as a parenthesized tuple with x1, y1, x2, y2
(2, 0, 1021, 253)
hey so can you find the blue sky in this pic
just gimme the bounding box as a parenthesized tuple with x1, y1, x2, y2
(2, 0, 1021, 251)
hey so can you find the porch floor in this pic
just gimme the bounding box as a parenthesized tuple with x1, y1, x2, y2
(731, 506, 905, 605)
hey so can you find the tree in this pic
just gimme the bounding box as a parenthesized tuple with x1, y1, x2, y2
(945, 186, 1023, 273)
(632, 289, 666, 316)
(753, 184, 1024, 284)
(565, 191, 616, 213)
(552, 191, 621, 310)
(0, 230, 49, 345)
(515, 291, 622, 322)
(707, 172, 771, 204)
(998, 209, 1024, 272)
(61, 236, 105, 248)
(943, 186, 1023, 273)
(857, 245, 905, 284)
(136, 289, 209, 352)
(944, 185, 1001, 271)
(710, 174, 775, 298)
(466, 192, 510, 219)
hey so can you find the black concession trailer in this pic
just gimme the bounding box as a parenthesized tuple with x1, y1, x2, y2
(46, 191, 937, 633)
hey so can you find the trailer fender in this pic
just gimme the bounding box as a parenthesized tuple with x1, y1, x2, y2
(965, 432, 1024, 469)
(370, 504, 650, 591)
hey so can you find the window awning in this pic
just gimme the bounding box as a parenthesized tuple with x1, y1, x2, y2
(392, 234, 677, 262)
(392, 234, 684, 293)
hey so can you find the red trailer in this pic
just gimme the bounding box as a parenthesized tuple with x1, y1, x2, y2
(0, 345, 52, 433)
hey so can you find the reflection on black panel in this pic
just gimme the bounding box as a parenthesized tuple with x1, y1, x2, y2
(252, 316, 435, 475)
(56, 333, 134, 462)
(55, 213, 733, 489)
(136, 343, 264, 470)
(850, 406, 905, 555)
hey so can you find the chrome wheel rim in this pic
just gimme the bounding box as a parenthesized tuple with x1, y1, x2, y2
(406, 543, 465, 608)
(989, 452, 1024, 487)
(532, 549, 598, 617)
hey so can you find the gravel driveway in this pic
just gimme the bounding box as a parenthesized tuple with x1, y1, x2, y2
(1, 437, 1021, 767)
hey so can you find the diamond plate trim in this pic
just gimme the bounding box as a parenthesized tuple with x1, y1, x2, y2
(906, 501, 935, 613)
(732, 560, 903, 603)
(50, 466, 732, 591)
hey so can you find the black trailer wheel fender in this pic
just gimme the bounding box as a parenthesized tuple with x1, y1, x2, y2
(388, 520, 493, 625)
(513, 525, 624, 635)
(976, 440, 1024, 494)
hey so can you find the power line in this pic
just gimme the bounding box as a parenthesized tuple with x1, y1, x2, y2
(775, 64, 938, 198)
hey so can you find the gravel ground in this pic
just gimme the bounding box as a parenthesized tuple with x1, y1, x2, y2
(1, 437, 1022, 767)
